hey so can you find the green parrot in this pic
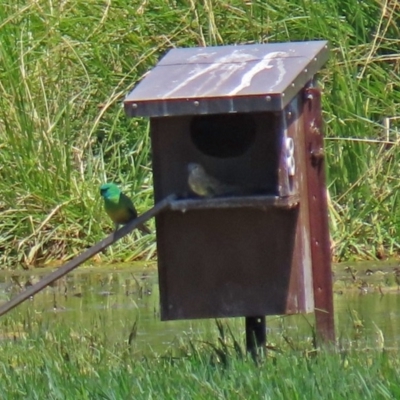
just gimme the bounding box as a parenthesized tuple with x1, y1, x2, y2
(100, 183, 151, 234)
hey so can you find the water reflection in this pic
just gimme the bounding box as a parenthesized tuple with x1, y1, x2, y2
(0, 262, 399, 351)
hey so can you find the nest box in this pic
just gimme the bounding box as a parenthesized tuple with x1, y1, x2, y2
(124, 41, 334, 335)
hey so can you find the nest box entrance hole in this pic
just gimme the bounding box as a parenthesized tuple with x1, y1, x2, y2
(190, 113, 257, 158)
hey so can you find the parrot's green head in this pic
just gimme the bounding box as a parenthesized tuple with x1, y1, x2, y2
(100, 183, 121, 200)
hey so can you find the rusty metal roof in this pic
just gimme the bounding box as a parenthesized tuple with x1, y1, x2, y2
(124, 41, 329, 117)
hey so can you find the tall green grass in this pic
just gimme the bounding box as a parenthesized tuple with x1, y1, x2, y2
(0, 313, 399, 399)
(0, 0, 399, 267)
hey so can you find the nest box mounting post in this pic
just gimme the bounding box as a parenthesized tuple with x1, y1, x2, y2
(124, 40, 334, 353)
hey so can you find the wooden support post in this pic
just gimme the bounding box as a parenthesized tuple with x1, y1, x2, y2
(303, 86, 335, 343)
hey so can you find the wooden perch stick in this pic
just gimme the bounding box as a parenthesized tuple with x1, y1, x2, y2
(0, 194, 176, 318)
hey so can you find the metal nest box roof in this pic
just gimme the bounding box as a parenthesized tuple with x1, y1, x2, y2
(124, 40, 329, 117)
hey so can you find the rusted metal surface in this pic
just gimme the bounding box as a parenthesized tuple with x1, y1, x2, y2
(125, 41, 329, 117)
(0, 195, 175, 318)
(303, 85, 335, 342)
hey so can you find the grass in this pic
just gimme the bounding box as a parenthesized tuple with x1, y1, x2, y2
(0, 0, 399, 267)
(0, 312, 399, 399)
(0, 266, 398, 398)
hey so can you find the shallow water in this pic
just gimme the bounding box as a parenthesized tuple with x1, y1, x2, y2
(0, 260, 399, 352)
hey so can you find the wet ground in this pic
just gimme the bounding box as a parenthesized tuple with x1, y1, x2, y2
(0, 260, 399, 352)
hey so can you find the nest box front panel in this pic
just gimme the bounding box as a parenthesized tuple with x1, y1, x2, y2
(150, 96, 313, 320)
(157, 207, 299, 320)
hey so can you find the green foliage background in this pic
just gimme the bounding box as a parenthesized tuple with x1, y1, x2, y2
(0, 0, 399, 268)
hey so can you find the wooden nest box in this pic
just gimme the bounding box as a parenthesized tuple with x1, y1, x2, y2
(124, 41, 334, 340)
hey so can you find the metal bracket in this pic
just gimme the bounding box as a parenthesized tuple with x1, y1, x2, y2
(285, 137, 295, 176)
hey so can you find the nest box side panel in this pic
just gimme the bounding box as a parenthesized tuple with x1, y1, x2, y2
(284, 93, 314, 314)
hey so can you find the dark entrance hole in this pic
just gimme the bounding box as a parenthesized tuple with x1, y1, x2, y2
(190, 113, 256, 158)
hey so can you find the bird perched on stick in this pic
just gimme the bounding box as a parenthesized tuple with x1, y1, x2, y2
(187, 163, 241, 198)
(100, 183, 151, 234)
